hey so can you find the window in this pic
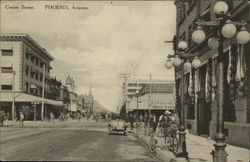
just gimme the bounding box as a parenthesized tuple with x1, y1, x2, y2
(35, 58, 39, 66)
(1, 67, 13, 73)
(40, 62, 44, 68)
(30, 71, 34, 78)
(188, 24, 193, 49)
(31, 56, 35, 63)
(35, 72, 39, 80)
(2, 50, 13, 56)
(40, 73, 43, 81)
(25, 82, 29, 92)
(25, 66, 29, 76)
(1, 85, 12, 90)
(25, 53, 30, 60)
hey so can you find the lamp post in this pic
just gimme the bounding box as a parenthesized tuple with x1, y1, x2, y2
(165, 41, 201, 158)
(191, 1, 249, 162)
(31, 100, 39, 121)
(136, 89, 139, 132)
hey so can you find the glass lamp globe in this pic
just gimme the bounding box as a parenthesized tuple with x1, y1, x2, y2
(165, 59, 173, 69)
(236, 27, 250, 44)
(222, 20, 237, 38)
(192, 57, 201, 68)
(178, 41, 188, 51)
(184, 61, 192, 71)
(213, 1, 228, 16)
(192, 27, 206, 44)
(208, 37, 219, 49)
(136, 90, 139, 94)
(173, 56, 182, 67)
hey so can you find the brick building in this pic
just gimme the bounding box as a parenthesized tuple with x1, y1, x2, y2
(0, 33, 63, 120)
(174, 0, 250, 148)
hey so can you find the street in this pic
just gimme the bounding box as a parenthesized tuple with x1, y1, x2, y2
(0, 120, 161, 161)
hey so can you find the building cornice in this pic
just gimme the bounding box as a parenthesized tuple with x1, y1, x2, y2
(0, 33, 54, 61)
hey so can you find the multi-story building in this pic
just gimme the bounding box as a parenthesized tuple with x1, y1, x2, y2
(174, 0, 250, 148)
(59, 85, 70, 113)
(0, 33, 63, 120)
(123, 77, 176, 118)
(82, 88, 94, 114)
(77, 95, 85, 112)
(65, 75, 77, 113)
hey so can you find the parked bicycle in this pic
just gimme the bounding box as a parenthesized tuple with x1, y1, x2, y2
(166, 126, 179, 153)
(149, 129, 158, 153)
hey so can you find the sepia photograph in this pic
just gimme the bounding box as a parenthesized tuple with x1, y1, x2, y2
(0, 0, 249, 161)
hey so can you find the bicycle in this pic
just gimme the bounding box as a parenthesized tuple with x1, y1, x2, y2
(168, 128, 179, 153)
(164, 125, 178, 153)
(149, 133, 157, 153)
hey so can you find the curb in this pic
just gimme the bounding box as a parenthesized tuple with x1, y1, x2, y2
(132, 132, 176, 162)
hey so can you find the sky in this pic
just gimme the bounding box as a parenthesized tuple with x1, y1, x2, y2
(1, 1, 176, 112)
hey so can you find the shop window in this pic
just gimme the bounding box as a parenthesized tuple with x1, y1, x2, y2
(1, 85, 12, 90)
(1, 67, 13, 73)
(2, 49, 13, 56)
(222, 50, 236, 122)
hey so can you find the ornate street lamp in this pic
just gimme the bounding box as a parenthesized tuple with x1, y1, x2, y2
(165, 41, 200, 157)
(191, 1, 249, 162)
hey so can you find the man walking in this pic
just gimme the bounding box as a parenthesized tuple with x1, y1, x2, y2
(159, 110, 171, 144)
(19, 112, 24, 127)
(50, 112, 54, 123)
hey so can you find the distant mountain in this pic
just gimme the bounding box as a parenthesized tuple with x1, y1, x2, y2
(93, 100, 113, 113)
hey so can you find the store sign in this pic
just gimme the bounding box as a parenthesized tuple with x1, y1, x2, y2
(152, 101, 175, 110)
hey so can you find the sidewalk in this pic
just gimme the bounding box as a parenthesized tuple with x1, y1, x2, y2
(132, 127, 249, 162)
(1, 118, 103, 128)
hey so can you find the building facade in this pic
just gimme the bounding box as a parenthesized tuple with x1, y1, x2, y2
(65, 75, 78, 113)
(59, 85, 70, 113)
(174, 0, 250, 148)
(82, 93, 94, 115)
(0, 34, 63, 120)
(123, 78, 176, 118)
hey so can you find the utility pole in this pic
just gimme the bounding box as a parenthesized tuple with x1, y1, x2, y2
(12, 70, 15, 121)
(128, 61, 139, 80)
(118, 73, 130, 108)
(41, 64, 45, 121)
(148, 74, 152, 135)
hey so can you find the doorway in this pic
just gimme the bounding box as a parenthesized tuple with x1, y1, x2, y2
(197, 64, 211, 136)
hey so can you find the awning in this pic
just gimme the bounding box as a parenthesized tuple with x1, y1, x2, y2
(0, 92, 63, 106)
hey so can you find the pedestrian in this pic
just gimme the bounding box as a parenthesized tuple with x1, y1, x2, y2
(3, 112, 8, 126)
(6, 112, 9, 125)
(50, 112, 54, 123)
(129, 113, 134, 130)
(144, 113, 149, 135)
(159, 110, 171, 144)
(19, 112, 24, 127)
(0, 112, 4, 127)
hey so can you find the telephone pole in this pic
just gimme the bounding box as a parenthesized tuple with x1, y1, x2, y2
(118, 73, 130, 105)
